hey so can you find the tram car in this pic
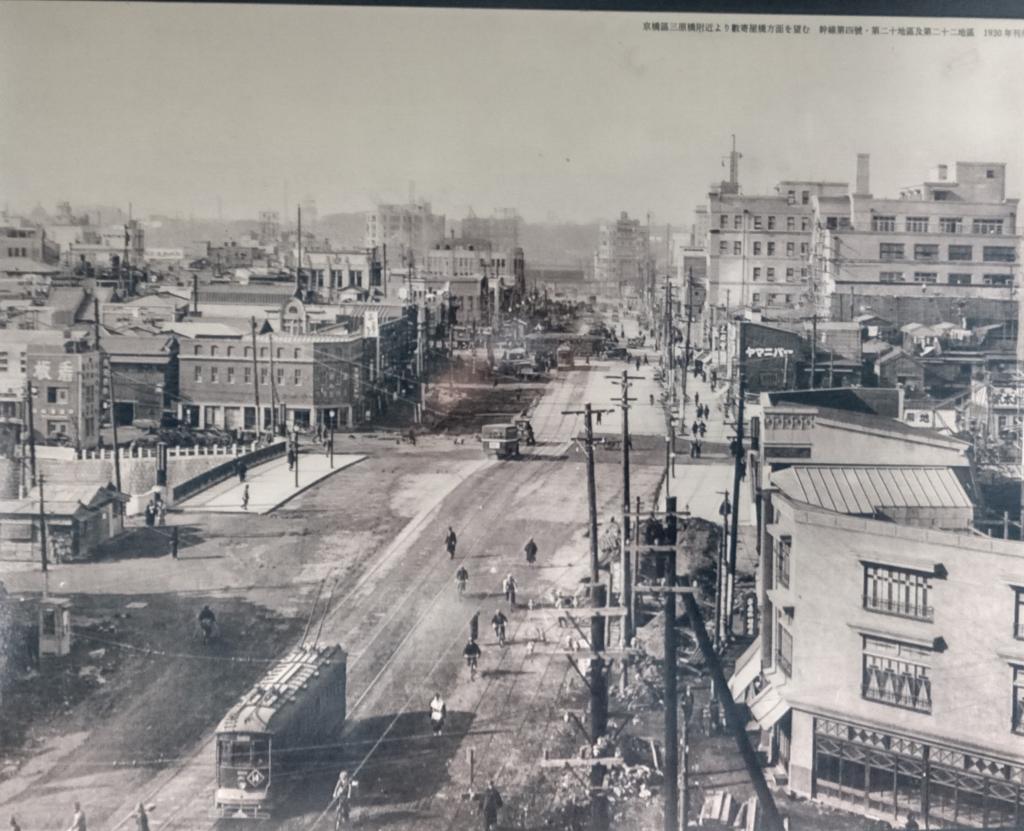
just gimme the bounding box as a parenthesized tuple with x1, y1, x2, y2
(213, 643, 347, 818)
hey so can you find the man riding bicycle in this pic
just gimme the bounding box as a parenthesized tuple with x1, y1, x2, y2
(455, 565, 469, 596)
(463, 638, 481, 681)
(491, 609, 508, 646)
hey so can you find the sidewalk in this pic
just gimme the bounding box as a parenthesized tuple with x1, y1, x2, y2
(175, 451, 365, 515)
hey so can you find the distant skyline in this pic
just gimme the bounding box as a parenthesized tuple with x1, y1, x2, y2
(1, 3, 1021, 227)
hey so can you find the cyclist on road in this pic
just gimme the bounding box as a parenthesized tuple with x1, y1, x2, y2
(455, 565, 469, 596)
(463, 638, 482, 681)
(491, 609, 509, 646)
(332, 770, 355, 830)
(198, 605, 216, 643)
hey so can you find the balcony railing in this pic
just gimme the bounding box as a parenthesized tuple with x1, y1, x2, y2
(863, 595, 934, 622)
(862, 677, 931, 713)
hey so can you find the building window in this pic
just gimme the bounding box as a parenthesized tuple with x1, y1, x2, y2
(720, 240, 728, 255)
(753, 216, 763, 230)
(984, 246, 1016, 263)
(800, 217, 809, 231)
(244, 347, 252, 358)
(194, 366, 202, 383)
(767, 242, 775, 256)
(226, 346, 234, 357)
(786, 216, 795, 231)
(734, 215, 742, 230)
(294, 349, 301, 360)
(260, 368, 268, 385)
(46, 387, 68, 404)
(777, 624, 793, 676)
(244, 366, 251, 384)
(862, 636, 932, 712)
(786, 267, 795, 281)
(1014, 667, 1024, 734)
(227, 367, 235, 384)
(752, 293, 761, 304)
(210, 346, 219, 357)
(293, 369, 301, 385)
(800, 242, 809, 255)
(777, 536, 791, 588)
(879, 272, 904, 283)
(984, 274, 1013, 287)
(276, 348, 283, 359)
(733, 241, 741, 255)
(948, 244, 972, 261)
(872, 215, 896, 232)
(973, 218, 1004, 235)
(801, 267, 809, 279)
(948, 274, 971, 286)
(767, 216, 776, 230)
(785, 294, 793, 304)
(863, 563, 933, 620)
(1015, 589, 1024, 640)
(906, 217, 929, 233)
(939, 217, 962, 233)
(210, 367, 219, 383)
(753, 241, 762, 255)
(195, 345, 203, 356)
(913, 272, 938, 284)
(801, 191, 810, 205)
(766, 267, 776, 281)
(913, 244, 939, 261)
(0, 352, 6, 372)
(277, 368, 284, 385)
(260, 347, 268, 358)
(826, 217, 839, 230)
(720, 215, 728, 229)
(880, 243, 905, 261)
(786, 242, 795, 256)
(787, 190, 795, 205)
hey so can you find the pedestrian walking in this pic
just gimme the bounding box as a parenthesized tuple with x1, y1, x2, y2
(691, 420, 700, 437)
(67, 801, 86, 831)
(694, 392, 700, 409)
(287, 447, 296, 471)
(695, 437, 703, 458)
(241, 483, 250, 511)
(236, 460, 247, 482)
(635, 357, 641, 372)
(689, 438, 697, 459)
(643, 353, 649, 365)
(144, 502, 155, 528)
(446, 526, 458, 559)
(524, 537, 538, 565)
(478, 780, 503, 831)
(429, 692, 447, 736)
(157, 501, 166, 526)
(133, 803, 150, 831)
(595, 410, 602, 425)
(699, 421, 707, 438)
(502, 573, 517, 607)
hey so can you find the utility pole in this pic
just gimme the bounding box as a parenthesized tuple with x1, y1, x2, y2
(250, 317, 262, 432)
(296, 205, 303, 295)
(448, 291, 456, 391)
(96, 299, 122, 503)
(416, 304, 426, 424)
(663, 495, 679, 831)
(726, 371, 745, 639)
(38, 473, 49, 596)
(716, 490, 731, 652)
(610, 371, 641, 646)
(24, 377, 37, 489)
(560, 401, 613, 831)
(682, 268, 694, 427)
(810, 313, 818, 390)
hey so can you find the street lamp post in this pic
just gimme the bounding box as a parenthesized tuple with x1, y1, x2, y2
(716, 492, 732, 652)
(328, 410, 335, 469)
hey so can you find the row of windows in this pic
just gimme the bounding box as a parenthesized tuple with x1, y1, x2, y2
(719, 240, 811, 257)
(751, 292, 797, 306)
(193, 366, 306, 386)
(194, 344, 305, 360)
(879, 271, 1012, 287)
(6, 247, 29, 257)
(719, 214, 814, 232)
(879, 243, 1015, 263)
(872, 215, 1007, 235)
(752, 266, 809, 281)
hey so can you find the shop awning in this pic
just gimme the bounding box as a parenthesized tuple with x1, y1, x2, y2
(728, 636, 762, 700)
(749, 684, 791, 731)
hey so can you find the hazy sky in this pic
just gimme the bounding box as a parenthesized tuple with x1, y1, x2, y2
(1, 3, 1021, 225)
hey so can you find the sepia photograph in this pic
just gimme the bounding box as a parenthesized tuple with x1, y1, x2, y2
(0, 2, 1022, 829)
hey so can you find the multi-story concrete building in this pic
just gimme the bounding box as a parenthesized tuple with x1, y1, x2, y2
(817, 158, 1020, 317)
(423, 240, 524, 318)
(103, 335, 179, 426)
(706, 178, 848, 318)
(25, 336, 101, 449)
(365, 201, 446, 268)
(176, 331, 366, 430)
(592, 212, 652, 293)
(0, 215, 60, 278)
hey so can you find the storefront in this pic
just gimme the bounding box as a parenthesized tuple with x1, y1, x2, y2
(812, 716, 1024, 828)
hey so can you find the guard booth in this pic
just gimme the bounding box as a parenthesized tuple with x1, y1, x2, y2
(39, 597, 73, 657)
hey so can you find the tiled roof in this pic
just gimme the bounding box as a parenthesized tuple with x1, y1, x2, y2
(773, 465, 972, 514)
